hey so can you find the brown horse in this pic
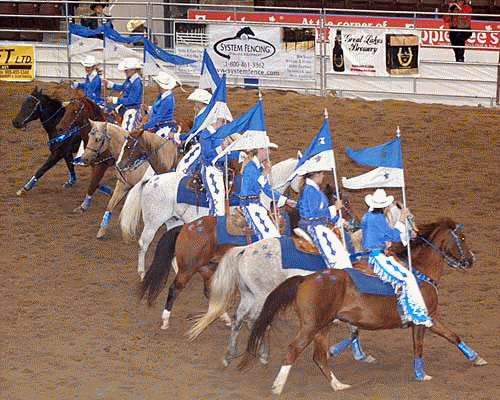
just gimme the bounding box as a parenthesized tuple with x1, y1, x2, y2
(55, 93, 115, 213)
(238, 219, 487, 394)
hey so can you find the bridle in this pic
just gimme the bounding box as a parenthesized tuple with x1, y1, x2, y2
(22, 94, 64, 127)
(86, 125, 111, 158)
(418, 224, 471, 269)
(118, 135, 149, 172)
(62, 99, 89, 135)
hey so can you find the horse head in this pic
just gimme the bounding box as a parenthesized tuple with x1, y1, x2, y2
(13, 87, 44, 129)
(116, 129, 148, 172)
(82, 120, 110, 163)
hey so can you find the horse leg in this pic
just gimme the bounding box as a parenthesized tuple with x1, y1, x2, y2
(161, 270, 194, 330)
(428, 317, 487, 366)
(313, 325, 351, 392)
(199, 264, 231, 327)
(73, 162, 111, 213)
(137, 224, 162, 281)
(62, 152, 77, 187)
(329, 324, 376, 363)
(412, 324, 432, 381)
(96, 180, 128, 239)
(17, 150, 63, 196)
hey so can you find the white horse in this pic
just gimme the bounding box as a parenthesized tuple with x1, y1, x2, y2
(120, 157, 302, 280)
(82, 121, 167, 239)
(187, 233, 353, 366)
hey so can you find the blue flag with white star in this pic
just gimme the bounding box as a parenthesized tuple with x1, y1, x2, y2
(346, 137, 403, 168)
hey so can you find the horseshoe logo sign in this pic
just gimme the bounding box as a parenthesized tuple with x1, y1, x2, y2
(397, 47, 413, 67)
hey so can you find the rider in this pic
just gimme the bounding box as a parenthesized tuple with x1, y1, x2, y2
(240, 142, 297, 239)
(198, 117, 235, 216)
(72, 55, 103, 105)
(298, 169, 351, 269)
(142, 71, 176, 137)
(104, 57, 143, 131)
(361, 188, 433, 327)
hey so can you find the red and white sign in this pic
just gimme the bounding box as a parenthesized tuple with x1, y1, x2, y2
(188, 10, 500, 49)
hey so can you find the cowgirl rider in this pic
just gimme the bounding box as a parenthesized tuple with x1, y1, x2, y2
(143, 71, 177, 137)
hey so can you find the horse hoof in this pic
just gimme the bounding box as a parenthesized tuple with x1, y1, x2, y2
(63, 182, 75, 188)
(72, 206, 86, 214)
(96, 228, 107, 239)
(474, 357, 487, 366)
(16, 188, 27, 196)
(363, 355, 377, 364)
(160, 321, 169, 330)
(222, 358, 229, 368)
(417, 374, 432, 381)
(332, 382, 351, 391)
(259, 356, 269, 365)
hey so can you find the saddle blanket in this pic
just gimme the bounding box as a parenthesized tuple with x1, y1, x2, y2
(216, 212, 292, 246)
(280, 236, 326, 271)
(177, 175, 242, 207)
(346, 268, 395, 297)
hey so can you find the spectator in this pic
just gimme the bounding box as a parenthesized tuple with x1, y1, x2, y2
(81, 0, 113, 30)
(444, 0, 472, 62)
(127, 19, 157, 46)
(60, 1, 79, 19)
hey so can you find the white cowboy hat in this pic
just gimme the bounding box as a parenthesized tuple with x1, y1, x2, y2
(365, 188, 394, 209)
(152, 71, 176, 90)
(117, 57, 143, 71)
(127, 19, 146, 32)
(187, 88, 212, 105)
(80, 55, 97, 67)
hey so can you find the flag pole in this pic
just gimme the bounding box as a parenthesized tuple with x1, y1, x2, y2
(397, 126, 412, 272)
(327, 108, 346, 248)
(261, 91, 279, 230)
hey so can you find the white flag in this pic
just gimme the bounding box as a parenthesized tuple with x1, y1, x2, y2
(342, 167, 403, 189)
(70, 33, 103, 56)
(104, 37, 140, 60)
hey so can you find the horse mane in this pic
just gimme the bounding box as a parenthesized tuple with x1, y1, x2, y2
(32, 87, 63, 108)
(83, 97, 106, 121)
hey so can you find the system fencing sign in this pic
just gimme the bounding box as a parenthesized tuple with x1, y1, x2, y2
(0, 46, 35, 81)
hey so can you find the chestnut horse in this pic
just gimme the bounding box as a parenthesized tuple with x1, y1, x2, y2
(239, 219, 486, 394)
(55, 95, 115, 213)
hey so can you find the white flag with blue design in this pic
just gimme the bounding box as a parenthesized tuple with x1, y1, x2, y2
(143, 39, 196, 76)
(342, 167, 404, 189)
(103, 25, 143, 60)
(286, 117, 335, 183)
(199, 49, 221, 92)
(69, 23, 103, 55)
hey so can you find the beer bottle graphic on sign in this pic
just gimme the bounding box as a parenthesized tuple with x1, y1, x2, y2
(332, 29, 345, 72)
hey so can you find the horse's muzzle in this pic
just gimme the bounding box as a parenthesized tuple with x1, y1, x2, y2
(12, 119, 25, 129)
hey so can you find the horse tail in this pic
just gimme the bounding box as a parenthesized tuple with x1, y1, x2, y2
(120, 180, 147, 241)
(187, 246, 245, 340)
(238, 275, 306, 370)
(138, 225, 182, 307)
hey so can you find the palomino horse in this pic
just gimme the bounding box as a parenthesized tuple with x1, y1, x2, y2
(54, 95, 115, 213)
(120, 157, 301, 280)
(188, 198, 360, 366)
(81, 121, 174, 239)
(12, 87, 71, 195)
(238, 219, 486, 394)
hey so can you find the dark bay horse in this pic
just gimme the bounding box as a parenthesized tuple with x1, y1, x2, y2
(12, 87, 71, 196)
(55, 94, 115, 212)
(238, 219, 486, 394)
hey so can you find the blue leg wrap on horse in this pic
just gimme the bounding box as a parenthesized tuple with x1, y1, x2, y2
(68, 173, 76, 186)
(25, 176, 37, 191)
(97, 185, 113, 196)
(101, 211, 112, 228)
(329, 337, 352, 356)
(352, 337, 366, 360)
(82, 195, 92, 210)
(458, 342, 477, 360)
(414, 357, 426, 381)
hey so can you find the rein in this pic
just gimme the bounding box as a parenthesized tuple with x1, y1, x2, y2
(86, 126, 111, 158)
(24, 95, 64, 128)
(119, 135, 149, 172)
(418, 224, 470, 269)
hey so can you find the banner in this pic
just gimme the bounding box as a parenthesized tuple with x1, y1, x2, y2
(0, 46, 35, 81)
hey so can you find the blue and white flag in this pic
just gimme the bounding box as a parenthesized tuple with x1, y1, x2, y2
(286, 117, 335, 182)
(199, 49, 221, 92)
(69, 23, 103, 55)
(143, 39, 196, 76)
(185, 74, 233, 144)
(103, 25, 143, 60)
(212, 99, 273, 164)
(342, 166, 404, 189)
(346, 137, 403, 168)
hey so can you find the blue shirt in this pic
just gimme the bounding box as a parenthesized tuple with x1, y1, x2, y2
(298, 179, 337, 223)
(111, 73, 143, 108)
(75, 71, 103, 105)
(144, 91, 175, 131)
(240, 157, 286, 205)
(361, 211, 402, 250)
(199, 126, 225, 167)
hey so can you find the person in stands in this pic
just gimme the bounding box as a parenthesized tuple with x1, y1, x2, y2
(240, 141, 297, 239)
(81, 0, 112, 30)
(104, 57, 143, 131)
(72, 55, 103, 105)
(361, 188, 433, 327)
(444, 0, 472, 62)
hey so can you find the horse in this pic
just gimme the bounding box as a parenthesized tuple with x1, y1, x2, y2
(187, 196, 361, 367)
(81, 121, 174, 239)
(54, 95, 116, 213)
(120, 157, 302, 280)
(238, 219, 487, 394)
(12, 87, 72, 196)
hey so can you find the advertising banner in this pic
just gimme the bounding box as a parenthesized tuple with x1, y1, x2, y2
(0, 46, 35, 81)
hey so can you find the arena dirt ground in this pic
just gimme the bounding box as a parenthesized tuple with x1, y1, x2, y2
(1, 80, 499, 400)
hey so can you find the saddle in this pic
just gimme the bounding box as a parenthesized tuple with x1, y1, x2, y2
(186, 169, 237, 196)
(290, 225, 344, 255)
